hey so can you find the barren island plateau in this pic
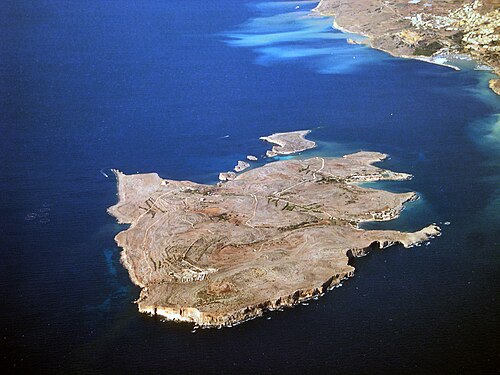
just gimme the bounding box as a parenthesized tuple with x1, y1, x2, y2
(108, 131, 440, 328)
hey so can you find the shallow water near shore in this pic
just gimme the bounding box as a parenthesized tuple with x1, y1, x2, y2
(1, 0, 499, 373)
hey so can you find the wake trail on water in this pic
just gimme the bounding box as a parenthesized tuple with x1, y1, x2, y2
(100, 168, 111, 178)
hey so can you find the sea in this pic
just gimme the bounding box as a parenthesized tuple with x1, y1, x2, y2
(1, 0, 498, 373)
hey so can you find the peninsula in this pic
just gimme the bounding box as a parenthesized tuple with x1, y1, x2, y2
(108, 132, 440, 328)
(315, 0, 500, 94)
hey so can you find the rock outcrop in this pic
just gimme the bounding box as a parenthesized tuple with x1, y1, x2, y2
(234, 160, 250, 172)
(218, 171, 236, 181)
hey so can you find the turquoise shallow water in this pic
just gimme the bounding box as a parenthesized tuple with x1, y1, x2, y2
(0, 0, 499, 373)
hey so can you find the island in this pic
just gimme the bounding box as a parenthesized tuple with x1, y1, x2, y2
(315, 0, 500, 94)
(234, 160, 250, 172)
(108, 131, 440, 328)
(260, 130, 317, 157)
(219, 130, 316, 180)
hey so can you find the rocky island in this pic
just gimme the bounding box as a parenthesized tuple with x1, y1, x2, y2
(260, 130, 317, 157)
(108, 131, 440, 328)
(315, 0, 500, 94)
(219, 130, 316, 181)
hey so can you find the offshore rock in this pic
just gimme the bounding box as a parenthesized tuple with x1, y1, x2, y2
(234, 160, 250, 172)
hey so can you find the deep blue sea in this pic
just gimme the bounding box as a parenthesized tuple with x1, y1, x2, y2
(1, 0, 499, 373)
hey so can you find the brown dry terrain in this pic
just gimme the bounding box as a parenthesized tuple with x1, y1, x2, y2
(315, 0, 500, 94)
(108, 132, 440, 327)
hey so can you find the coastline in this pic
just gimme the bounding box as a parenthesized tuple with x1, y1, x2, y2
(314, 0, 500, 95)
(137, 222, 439, 329)
(330, 18, 462, 71)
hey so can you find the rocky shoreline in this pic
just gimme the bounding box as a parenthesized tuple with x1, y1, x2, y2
(138, 268, 355, 328)
(219, 130, 316, 181)
(260, 129, 317, 157)
(315, 0, 500, 95)
(108, 131, 440, 328)
(136, 224, 438, 328)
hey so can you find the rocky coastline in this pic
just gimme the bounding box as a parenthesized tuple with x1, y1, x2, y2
(135, 223, 438, 328)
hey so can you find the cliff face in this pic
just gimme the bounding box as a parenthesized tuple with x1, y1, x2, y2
(108, 132, 441, 328)
(315, 0, 500, 94)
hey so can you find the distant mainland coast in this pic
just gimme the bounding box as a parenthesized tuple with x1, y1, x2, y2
(314, 0, 500, 95)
